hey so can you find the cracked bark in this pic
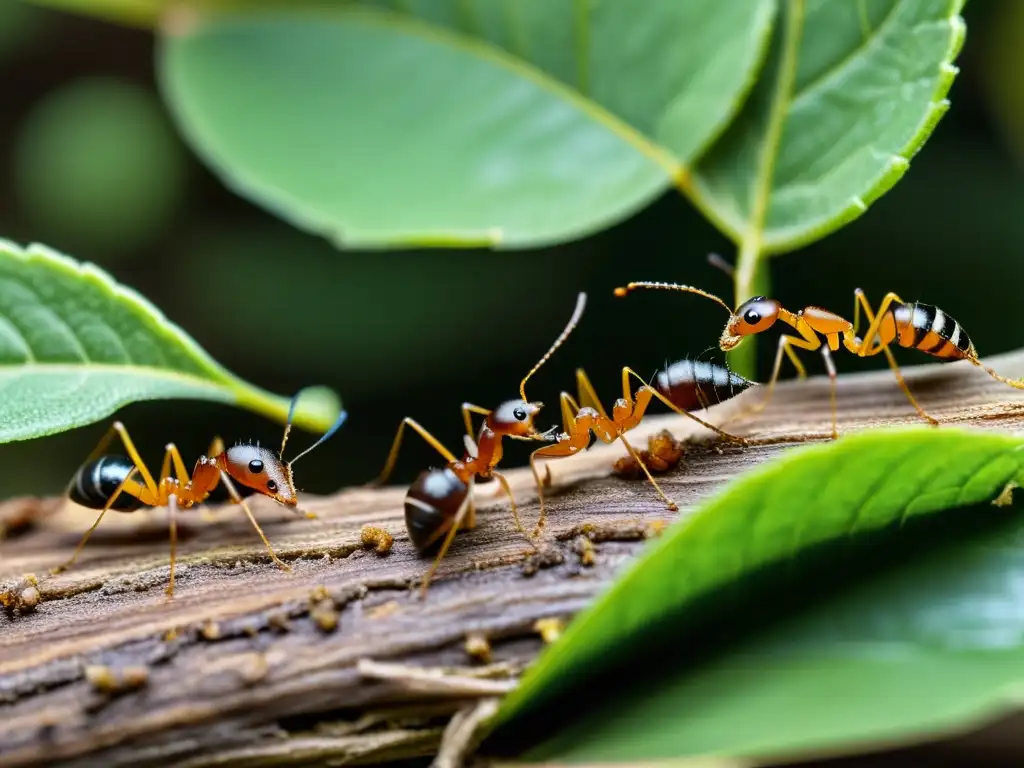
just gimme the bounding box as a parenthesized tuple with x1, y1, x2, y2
(2, 352, 1024, 767)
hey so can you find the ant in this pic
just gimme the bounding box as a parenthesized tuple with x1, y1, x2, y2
(54, 392, 348, 597)
(615, 254, 1024, 438)
(371, 293, 587, 596)
(526, 356, 749, 534)
(614, 356, 756, 477)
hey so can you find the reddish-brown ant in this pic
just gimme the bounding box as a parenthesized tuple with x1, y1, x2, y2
(55, 393, 347, 597)
(616, 254, 1024, 437)
(526, 360, 749, 534)
(372, 294, 587, 595)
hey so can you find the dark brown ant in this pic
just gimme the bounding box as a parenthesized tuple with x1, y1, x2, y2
(55, 393, 347, 597)
(616, 253, 1024, 437)
(615, 357, 756, 477)
(372, 294, 587, 595)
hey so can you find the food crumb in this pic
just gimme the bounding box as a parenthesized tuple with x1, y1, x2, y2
(360, 525, 394, 555)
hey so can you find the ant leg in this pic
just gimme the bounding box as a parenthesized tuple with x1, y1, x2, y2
(460, 403, 491, 442)
(726, 336, 815, 427)
(853, 291, 937, 424)
(623, 367, 746, 443)
(166, 494, 179, 597)
(53, 468, 141, 575)
(529, 435, 590, 538)
(619, 434, 677, 511)
(77, 422, 159, 498)
(490, 470, 529, 541)
(372, 419, 458, 486)
(418, 495, 474, 598)
(575, 369, 610, 419)
(219, 471, 292, 573)
(853, 291, 901, 355)
(820, 346, 839, 439)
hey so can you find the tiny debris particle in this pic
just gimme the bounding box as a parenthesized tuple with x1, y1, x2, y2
(85, 664, 149, 694)
(0, 574, 40, 614)
(534, 618, 565, 645)
(311, 601, 339, 633)
(575, 537, 596, 567)
(521, 546, 564, 577)
(993, 481, 1019, 508)
(360, 525, 394, 555)
(464, 632, 492, 664)
(309, 584, 330, 603)
(613, 429, 685, 478)
(200, 621, 222, 641)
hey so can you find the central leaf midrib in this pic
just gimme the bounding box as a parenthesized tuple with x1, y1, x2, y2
(342, 4, 682, 180)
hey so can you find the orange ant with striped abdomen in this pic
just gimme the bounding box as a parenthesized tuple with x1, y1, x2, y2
(525, 362, 749, 537)
(615, 254, 1024, 438)
(371, 293, 586, 596)
(54, 392, 348, 597)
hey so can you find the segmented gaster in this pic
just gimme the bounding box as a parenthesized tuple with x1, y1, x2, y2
(404, 468, 470, 552)
(889, 302, 975, 361)
(653, 359, 754, 412)
(69, 456, 144, 512)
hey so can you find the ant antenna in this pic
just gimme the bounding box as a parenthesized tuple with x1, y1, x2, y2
(613, 282, 734, 315)
(707, 252, 735, 278)
(520, 292, 587, 402)
(280, 389, 349, 465)
(288, 409, 349, 467)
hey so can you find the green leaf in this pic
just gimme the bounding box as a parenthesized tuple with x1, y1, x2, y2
(497, 427, 1024, 762)
(689, 0, 965, 309)
(157, 2, 774, 249)
(0, 239, 340, 441)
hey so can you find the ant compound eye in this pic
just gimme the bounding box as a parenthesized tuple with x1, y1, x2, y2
(266, 479, 278, 493)
(513, 406, 527, 421)
(248, 459, 264, 474)
(743, 309, 761, 326)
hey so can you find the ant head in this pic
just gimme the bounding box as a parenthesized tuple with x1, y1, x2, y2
(222, 444, 298, 506)
(723, 297, 781, 349)
(224, 392, 349, 507)
(489, 399, 543, 438)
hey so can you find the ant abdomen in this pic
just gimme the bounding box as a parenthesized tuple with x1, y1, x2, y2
(69, 456, 143, 512)
(654, 359, 754, 412)
(405, 468, 470, 553)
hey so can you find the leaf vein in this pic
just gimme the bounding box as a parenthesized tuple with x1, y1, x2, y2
(790, 0, 901, 110)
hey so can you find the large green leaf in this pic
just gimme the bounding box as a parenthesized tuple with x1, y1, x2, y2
(0, 239, 340, 441)
(157, 1, 774, 249)
(690, 0, 966, 309)
(497, 427, 1024, 762)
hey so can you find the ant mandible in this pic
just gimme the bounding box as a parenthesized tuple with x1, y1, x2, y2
(615, 254, 1024, 438)
(54, 392, 348, 597)
(525, 358, 749, 535)
(371, 293, 587, 596)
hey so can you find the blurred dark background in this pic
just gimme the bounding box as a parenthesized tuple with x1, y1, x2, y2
(0, 1, 1020, 498)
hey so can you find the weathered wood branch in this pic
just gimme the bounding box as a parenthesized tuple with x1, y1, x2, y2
(3, 353, 1024, 767)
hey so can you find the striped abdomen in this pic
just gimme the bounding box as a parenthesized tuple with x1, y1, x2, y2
(885, 302, 976, 360)
(653, 359, 755, 411)
(69, 455, 143, 512)
(404, 468, 470, 553)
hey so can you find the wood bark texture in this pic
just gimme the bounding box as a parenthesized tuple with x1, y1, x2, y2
(3, 351, 1024, 767)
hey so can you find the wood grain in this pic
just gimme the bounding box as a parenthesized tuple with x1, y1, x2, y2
(3, 352, 1024, 767)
